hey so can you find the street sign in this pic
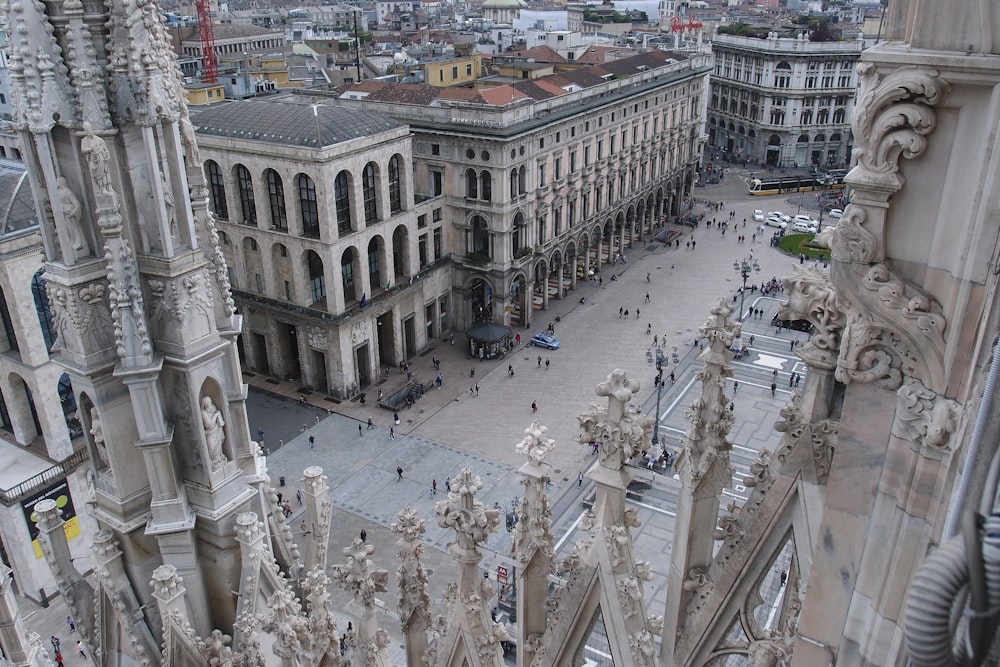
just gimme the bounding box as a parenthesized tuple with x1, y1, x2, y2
(497, 565, 509, 585)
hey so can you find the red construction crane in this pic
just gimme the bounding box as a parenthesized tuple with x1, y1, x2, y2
(196, 0, 219, 83)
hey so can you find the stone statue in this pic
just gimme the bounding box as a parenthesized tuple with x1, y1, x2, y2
(56, 177, 88, 255)
(201, 396, 227, 466)
(161, 171, 177, 237)
(81, 122, 114, 195)
(90, 406, 111, 475)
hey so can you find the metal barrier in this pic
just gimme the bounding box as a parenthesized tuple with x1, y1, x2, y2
(0, 449, 90, 506)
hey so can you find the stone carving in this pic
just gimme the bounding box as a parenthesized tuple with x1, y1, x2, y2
(331, 538, 389, 608)
(606, 524, 631, 567)
(616, 576, 642, 618)
(682, 566, 713, 616)
(829, 205, 877, 265)
(578, 369, 651, 470)
(56, 177, 89, 257)
(160, 171, 176, 237)
(201, 214, 236, 317)
(391, 506, 431, 633)
(81, 122, 114, 195)
(894, 379, 960, 453)
(516, 421, 554, 466)
(179, 108, 201, 164)
(302, 567, 340, 660)
(628, 628, 657, 667)
(851, 64, 950, 189)
(713, 503, 743, 541)
(743, 449, 774, 489)
(747, 637, 794, 667)
(836, 263, 946, 391)
(779, 266, 847, 369)
(306, 325, 327, 351)
(352, 319, 370, 345)
(200, 396, 228, 467)
(435, 468, 500, 553)
(104, 238, 153, 360)
(89, 407, 111, 476)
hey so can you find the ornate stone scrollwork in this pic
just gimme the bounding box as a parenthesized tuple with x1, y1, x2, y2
(780, 266, 847, 370)
(829, 204, 877, 265)
(894, 378, 961, 454)
(851, 64, 951, 190)
(517, 421, 554, 466)
(836, 263, 947, 391)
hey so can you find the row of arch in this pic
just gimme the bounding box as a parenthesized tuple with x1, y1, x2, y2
(226, 225, 412, 312)
(205, 154, 406, 241)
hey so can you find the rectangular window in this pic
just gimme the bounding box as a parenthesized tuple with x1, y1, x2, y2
(570, 152, 577, 172)
(466, 64, 472, 75)
(431, 144, 440, 155)
(418, 214, 427, 228)
(433, 208, 442, 222)
(452, 66, 458, 79)
(539, 137, 545, 149)
(284, 280, 292, 300)
(267, 171, 287, 231)
(433, 228, 442, 260)
(598, 140, 604, 159)
(584, 146, 590, 166)
(419, 234, 428, 268)
(255, 273, 264, 293)
(432, 171, 443, 196)
(538, 164, 546, 186)
(554, 157, 562, 180)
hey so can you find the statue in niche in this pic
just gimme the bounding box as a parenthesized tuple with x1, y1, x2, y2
(161, 171, 177, 237)
(201, 396, 228, 467)
(56, 177, 88, 257)
(90, 407, 111, 476)
(80, 122, 114, 195)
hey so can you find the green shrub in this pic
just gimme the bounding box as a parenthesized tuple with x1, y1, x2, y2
(777, 233, 831, 260)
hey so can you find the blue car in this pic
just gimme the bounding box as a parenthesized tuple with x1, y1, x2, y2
(529, 333, 560, 350)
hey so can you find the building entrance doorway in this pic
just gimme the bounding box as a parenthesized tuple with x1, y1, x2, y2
(355, 343, 371, 387)
(402, 315, 416, 360)
(276, 322, 300, 380)
(252, 332, 269, 375)
(376, 312, 396, 368)
(310, 350, 328, 394)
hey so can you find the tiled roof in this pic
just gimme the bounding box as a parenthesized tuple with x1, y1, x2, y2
(193, 99, 403, 148)
(506, 46, 567, 63)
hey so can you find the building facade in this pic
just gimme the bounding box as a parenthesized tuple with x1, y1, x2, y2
(325, 49, 711, 336)
(194, 100, 452, 396)
(707, 32, 861, 168)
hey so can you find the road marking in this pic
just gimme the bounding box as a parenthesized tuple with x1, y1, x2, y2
(752, 353, 786, 370)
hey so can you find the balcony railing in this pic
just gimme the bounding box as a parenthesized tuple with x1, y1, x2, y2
(0, 448, 90, 506)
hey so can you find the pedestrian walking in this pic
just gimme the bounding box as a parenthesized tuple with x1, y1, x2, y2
(619, 306, 624, 318)
(749, 335, 755, 346)
(389, 427, 395, 440)
(67, 616, 76, 633)
(592, 441, 600, 455)
(545, 359, 550, 369)
(51, 636, 60, 653)
(790, 339, 796, 351)
(394, 412, 400, 425)
(432, 479, 438, 495)
(733, 381, 738, 393)
(296, 489, 303, 505)
(645, 272, 651, 282)
(645, 292, 650, 303)
(508, 364, 514, 377)
(55, 651, 63, 667)
(367, 417, 375, 430)
(624, 309, 629, 319)
(308, 435, 315, 449)
(257, 428, 264, 442)
(358, 423, 363, 437)
(537, 355, 542, 368)
(578, 472, 584, 487)
(670, 371, 676, 384)
(770, 382, 777, 397)
(360, 529, 367, 543)
(396, 466, 404, 481)
(531, 401, 538, 412)
(653, 334, 658, 346)
(283, 501, 292, 517)
(475, 384, 480, 396)
(76, 641, 87, 659)
(789, 374, 795, 387)
(794, 373, 801, 387)
(780, 570, 788, 586)
(636, 308, 640, 318)
(772, 369, 778, 380)
(445, 477, 451, 492)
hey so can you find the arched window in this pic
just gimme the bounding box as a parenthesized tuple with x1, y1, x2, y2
(833, 108, 846, 124)
(388, 156, 402, 213)
(299, 174, 320, 238)
(518, 166, 526, 193)
(341, 250, 356, 302)
(368, 239, 382, 290)
(335, 171, 352, 234)
(471, 215, 490, 256)
(480, 171, 492, 202)
(266, 169, 287, 231)
(31, 270, 54, 353)
(236, 165, 257, 225)
(206, 160, 228, 219)
(466, 169, 478, 199)
(510, 169, 519, 197)
(362, 163, 378, 223)
(307, 251, 325, 304)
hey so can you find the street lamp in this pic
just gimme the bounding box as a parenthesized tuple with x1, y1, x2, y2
(652, 353, 664, 447)
(733, 255, 760, 322)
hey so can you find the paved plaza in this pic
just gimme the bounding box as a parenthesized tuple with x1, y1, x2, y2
(20, 174, 824, 662)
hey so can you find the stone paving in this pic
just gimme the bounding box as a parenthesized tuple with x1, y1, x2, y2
(20, 176, 821, 662)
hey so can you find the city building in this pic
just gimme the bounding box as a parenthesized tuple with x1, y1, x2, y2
(707, 32, 862, 168)
(325, 48, 711, 336)
(193, 100, 452, 397)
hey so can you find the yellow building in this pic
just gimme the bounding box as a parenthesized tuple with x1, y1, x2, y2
(184, 82, 227, 105)
(421, 54, 482, 87)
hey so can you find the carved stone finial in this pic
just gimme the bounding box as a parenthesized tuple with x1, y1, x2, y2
(331, 538, 389, 608)
(894, 379, 961, 454)
(150, 564, 183, 601)
(516, 421, 555, 466)
(579, 369, 651, 471)
(779, 266, 847, 370)
(435, 468, 500, 554)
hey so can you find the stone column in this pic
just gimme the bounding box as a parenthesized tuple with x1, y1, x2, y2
(512, 422, 556, 667)
(302, 466, 332, 573)
(34, 499, 95, 646)
(661, 299, 739, 663)
(0, 561, 40, 666)
(331, 538, 391, 667)
(391, 507, 431, 667)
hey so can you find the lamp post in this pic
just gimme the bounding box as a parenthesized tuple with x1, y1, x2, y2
(733, 255, 760, 322)
(652, 353, 664, 447)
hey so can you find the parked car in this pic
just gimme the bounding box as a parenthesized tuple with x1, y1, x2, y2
(791, 220, 818, 234)
(767, 211, 791, 223)
(828, 208, 844, 219)
(793, 214, 817, 225)
(752, 209, 765, 223)
(765, 215, 788, 229)
(529, 333, 561, 350)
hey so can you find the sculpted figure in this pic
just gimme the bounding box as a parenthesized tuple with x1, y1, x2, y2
(90, 407, 111, 474)
(56, 177, 88, 255)
(81, 122, 114, 194)
(201, 396, 227, 466)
